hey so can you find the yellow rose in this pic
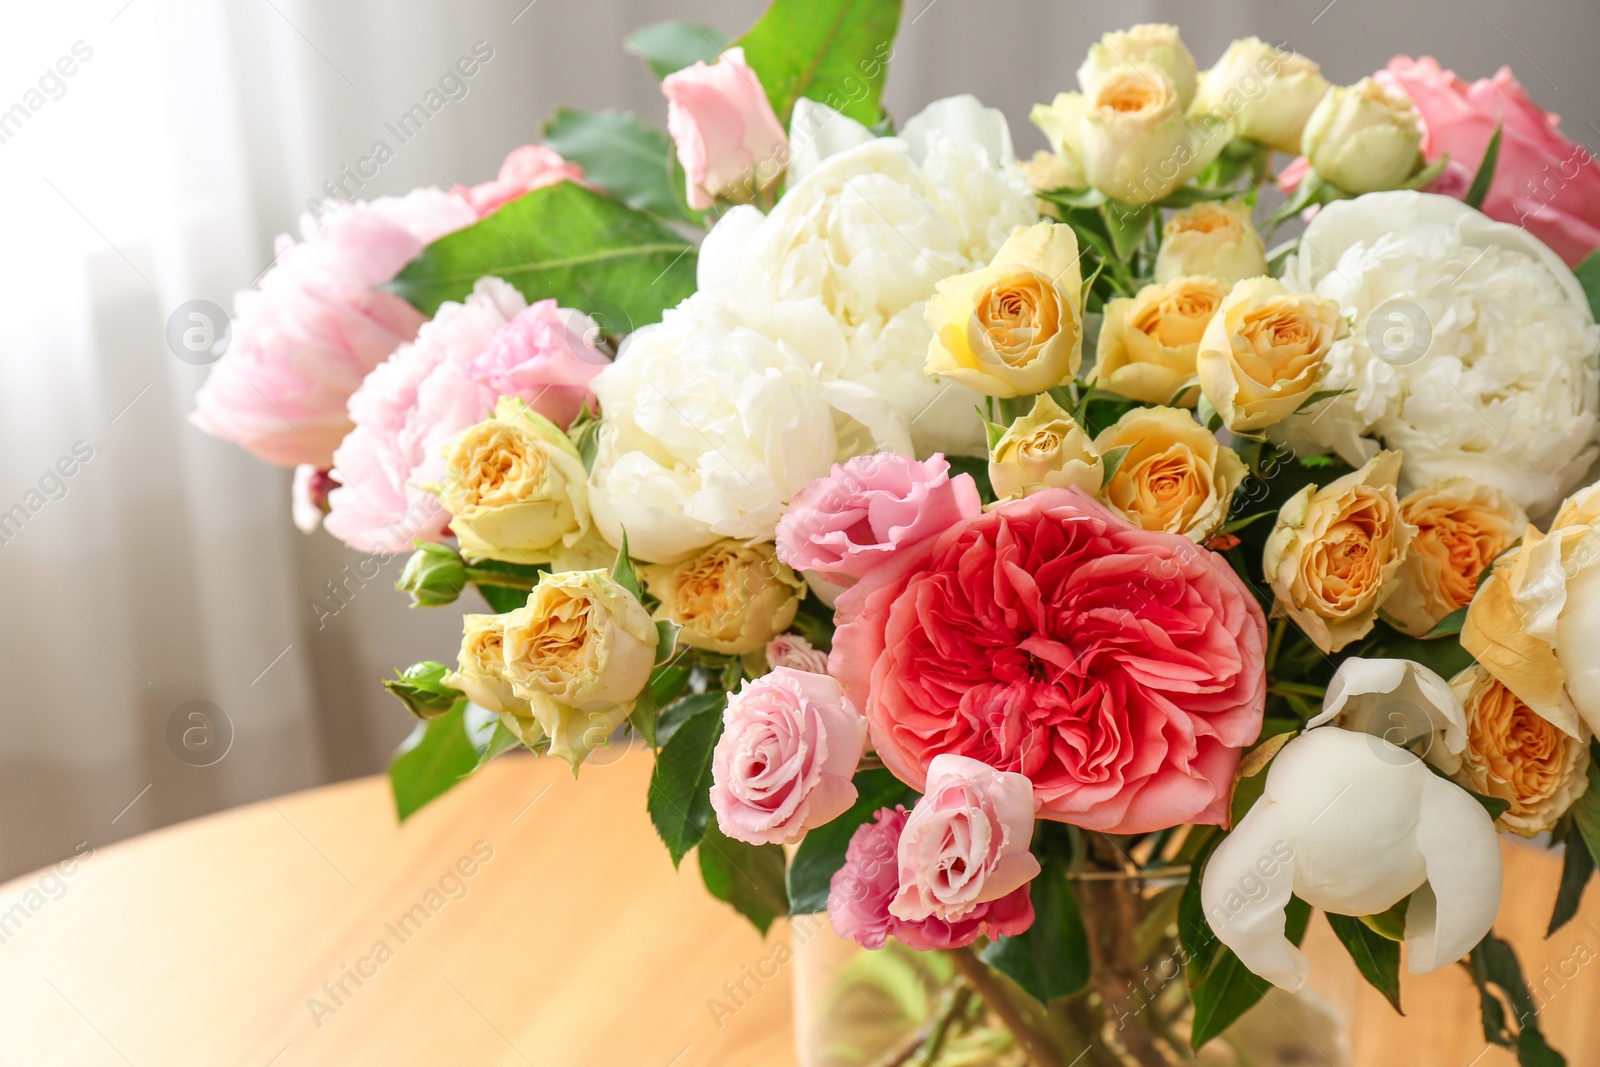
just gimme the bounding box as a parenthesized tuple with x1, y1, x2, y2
(987, 393, 1102, 501)
(1190, 38, 1329, 154)
(1076, 23, 1198, 108)
(1196, 277, 1347, 432)
(1152, 200, 1268, 285)
(1462, 483, 1600, 739)
(1094, 406, 1246, 542)
(1383, 479, 1527, 637)
(502, 570, 658, 769)
(1092, 275, 1227, 406)
(924, 222, 1082, 398)
(642, 541, 804, 656)
(1020, 148, 1084, 199)
(1451, 665, 1590, 837)
(1301, 78, 1423, 194)
(445, 613, 531, 719)
(1263, 450, 1413, 653)
(438, 397, 590, 565)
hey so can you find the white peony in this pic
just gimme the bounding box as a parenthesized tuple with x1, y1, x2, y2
(698, 95, 1037, 457)
(586, 295, 911, 564)
(1280, 192, 1600, 516)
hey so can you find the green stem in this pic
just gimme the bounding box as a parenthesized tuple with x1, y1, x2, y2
(1265, 617, 1286, 672)
(948, 947, 1065, 1067)
(461, 567, 539, 590)
(1269, 680, 1327, 697)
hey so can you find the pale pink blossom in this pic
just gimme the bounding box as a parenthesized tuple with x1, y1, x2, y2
(663, 47, 788, 210)
(453, 144, 584, 217)
(765, 634, 831, 674)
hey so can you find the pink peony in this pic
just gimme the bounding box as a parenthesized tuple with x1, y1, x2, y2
(830, 487, 1267, 835)
(827, 802, 1036, 952)
(710, 667, 868, 846)
(765, 634, 831, 674)
(453, 144, 584, 218)
(322, 278, 608, 553)
(775, 453, 983, 588)
(1376, 56, 1600, 266)
(663, 46, 789, 210)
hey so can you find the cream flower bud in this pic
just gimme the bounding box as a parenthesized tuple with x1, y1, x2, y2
(1196, 276, 1347, 433)
(1306, 657, 1468, 774)
(1093, 275, 1227, 405)
(1093, 406, 1246, 542)
(643, 540, 805, 656)
(1153, 200, 1268, 285)
(1191, 38, 1329, 154)
(987, 393, 1102, 500)
(924, 222, 1083, 398)
(1076, 23, 1199, 108)
(1301, 78, 1423, 194)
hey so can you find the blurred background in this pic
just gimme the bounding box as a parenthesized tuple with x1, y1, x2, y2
(2, 0, 1597, 880)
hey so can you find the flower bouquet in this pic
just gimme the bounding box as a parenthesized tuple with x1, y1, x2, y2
(194, 5, 1600, 1065)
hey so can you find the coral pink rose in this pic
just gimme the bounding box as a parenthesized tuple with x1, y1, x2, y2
(775, 453, 983, 587)
(454, 144, 584, 217)
(765, 634, 831, 674)
(663, 46, 789, 210)
(323, 277, 608, 553)
(1375, 56, 1600, 266)
(827, 803, 1036, 951)
(711, 667, 868, 846)
(831, 486, 1266, 834)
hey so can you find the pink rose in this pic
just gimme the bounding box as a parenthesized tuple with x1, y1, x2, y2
(765, 634, 831, 674)
(830, 487, 1266, 835)
(827, 803, 1036, 952)
(1376, 56, 1600, 266)
(454, 144, 584, 217)
(662, 46, 789, 210)
(710, 667, 868, 846)
(190, 189, 476, 467)
(323, 278, 609, 553)
(775, 453, 983, 587)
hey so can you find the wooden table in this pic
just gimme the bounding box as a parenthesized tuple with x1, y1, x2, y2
(1, 750, 1596, 1066)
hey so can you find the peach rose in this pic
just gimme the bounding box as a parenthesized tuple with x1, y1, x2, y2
(1092, 275, 1227, 406)
(987, 393, 1103, 501)
(1196, 277, 1348, 432)
(643, 541, 804, 656)
(1384, 479, 1527, 636)
(1451, 665, 1590, 837)
(1153, 201, 1268, 285)
(1094, 406, 1246, 542)
(1263, 450, 1414, 653)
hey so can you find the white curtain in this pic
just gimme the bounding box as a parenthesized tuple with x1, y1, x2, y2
(3, 0, 1597, 878)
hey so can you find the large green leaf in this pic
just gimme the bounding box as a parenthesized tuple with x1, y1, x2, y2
(981, 853, 1091, 1004)
(646, 693, 726, 866)
(1325, 912, 1402, 1014)
(698, 819, 789, 935)
(1549, 819, 1594, 936)
(732, 0, 900, 127)
(787, 767, 917, 914)
(624, 20, 727, 80)
(1189, 896, 1312, 1051)
(1469, 931, 1567, 1066)
(387, 182, 697, 329)
(388, 700, 497, 821)
(542, 108, 698, 224)
(1574, 249, 1600, 323)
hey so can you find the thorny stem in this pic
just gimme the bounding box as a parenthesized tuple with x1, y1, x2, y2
(948, 946, 1066, 1067)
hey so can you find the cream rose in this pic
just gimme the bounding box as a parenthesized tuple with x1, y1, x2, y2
(1451, 665, 1591, 837)
(987, 393, 1102, 500)
(1263, 450, 1413, 653)
(501, 570, 658, 769)
(437, 397, 590, 565)
(1301, 78, 1423, 194)
(1196, 277, 1347, 433)
(1094, 406, 1246, 542)
(1384, 479, 1527, 636)
(1153, 200, 1268, 285)
(643, 541, 805, 656)
(924, 222, 1082, 398)
(445, 612, 533, 722)
(1076, 24, 1198, 108)
(1191, 39, 1329, 154)
(1092, 275, 1227, 406)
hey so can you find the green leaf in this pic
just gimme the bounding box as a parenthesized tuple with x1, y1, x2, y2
(1325, 912, 1403, 1014)
(628, 687, 658, 749)
(981, 853, 1090, 1003)
(1424, 606, 1470, 639)
(1465, 123, 1502, 210)
(1294, 388, 1351, 414)
(943, 453, 996, 506)
(787, 767, 917, 914)
(388, 700, 497, 821)
(624, 20, 727, 80)
(1573, 248, 1600, 323)
(1099, 443, 1136, 488)
(1550, 820, 1595, 936)
(1566, 748, 1600, 876)
(1190, 896, 1312, 1050)
(474, 720, 523, 771)
(1469, 931, 1567, 1065)
(611, 530, 642, 599)
(653, 619, 682, 666)
(1153, 185, 1241, 208)
(1359, 895, 1409, 942)
(1180, 834, 1224, 986)
(383, 661, 464, 719)
(647, 694, 726, 864)
(542, 107, 698, 225)
(733, 0, 900, 127)
(655, 690, 726, 749)
(387, 182, 697, 326)
(1103, 202, 1153, 262)
(1196, 393, 1223, 433)
(698, 818, 789, 935)
(474, 583, 529, 613)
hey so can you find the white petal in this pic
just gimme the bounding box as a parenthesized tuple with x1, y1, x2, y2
(900, 94, 1015, 166)
(1558, 554, 1600, 734)
(697, 205, 765, 298)
(1309, 658, 1467, 773)
(1200, 800, 1308, 991)
(1405, 774, 1503, 973)
(787, 98, 874, 185)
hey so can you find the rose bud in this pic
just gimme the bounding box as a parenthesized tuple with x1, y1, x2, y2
(662, 46, 788, 210)
(642, 541, 804, 656)
(988, 393, 1102, 501)
(1191, 39, 1329, 154)
(1301, 78, 1424, 194)
(1152, 201, 1268, 285)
